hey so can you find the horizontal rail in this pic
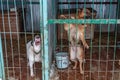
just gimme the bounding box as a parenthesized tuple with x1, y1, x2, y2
(0, 1, 118, 5)
(48, 19, 120, 24)
(58, 2, 118, 4)
(0, 1, 40, 5)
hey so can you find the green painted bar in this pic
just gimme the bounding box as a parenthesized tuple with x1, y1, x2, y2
(40, 0, 49, 80)
(0, 34, 5, 80)
(48, 19, 120, 24)
(40, 0, 45, 80)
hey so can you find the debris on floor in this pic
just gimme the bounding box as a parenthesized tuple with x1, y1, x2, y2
(8, 77, 18, 80)
(2, 33, 120, 80)
(50, 62, 60, 80)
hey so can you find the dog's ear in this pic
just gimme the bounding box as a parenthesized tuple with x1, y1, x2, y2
(77, 9, 82, 13)
(86, 9, 91, 13)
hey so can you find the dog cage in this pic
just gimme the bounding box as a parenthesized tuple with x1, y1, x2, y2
(0, 0, 120, 80)
(0, 0, 57, 80)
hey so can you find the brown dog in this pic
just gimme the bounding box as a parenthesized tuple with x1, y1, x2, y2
(70, 45, 85, 74)
(63, 22, 89, 49)
(60, 14, 89, 49)
(59, 8, 96, 49)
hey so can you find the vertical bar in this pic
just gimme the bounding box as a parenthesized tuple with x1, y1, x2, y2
(40, 0, 44, 80)
(1, 0, 9, 79)
(40, 0, 49, 80)
(6, 0, 15, 78)
(112, 0, 118, 80)
(59, 1, 63, 79)
(98, 1, 102, 80)
(13, 0, 22, 80)
(29, 0, 34, 38)
(105, 1, 112, 80)
(90, 0, 94, 80)
(53, 0, 57, 59)
(0, 34, 5, 80)
(21, 0, 29, 79)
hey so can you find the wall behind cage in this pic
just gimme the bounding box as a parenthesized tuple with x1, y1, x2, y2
(0, 0, 41, 32)
(58, 0, 118, 32)
(25, 0, 41, 32)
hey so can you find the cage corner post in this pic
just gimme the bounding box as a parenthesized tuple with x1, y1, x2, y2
(40, 0, 49, 80)
(0, 34, 5, 80)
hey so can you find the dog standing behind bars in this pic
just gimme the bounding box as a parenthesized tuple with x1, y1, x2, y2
(26, 35, 42, 77)
(60, 15, 89, 49)
(59, 8, 97, 49)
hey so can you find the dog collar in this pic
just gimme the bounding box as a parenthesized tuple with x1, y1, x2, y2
(31, 40, 33, 46)
(34, 50, 41, 54)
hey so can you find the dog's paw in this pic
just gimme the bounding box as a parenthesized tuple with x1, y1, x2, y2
(31, 74, 35, 77)
(87, 46, 89, 49)
(85, 44, 89, 49)
(80, 71, 84, 74)
(73, 66, 77, 69)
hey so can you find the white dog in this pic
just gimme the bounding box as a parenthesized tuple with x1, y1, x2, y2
(26, 35, 42, 77)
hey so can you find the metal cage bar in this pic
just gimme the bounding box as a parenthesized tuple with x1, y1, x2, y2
(48, 19, 120, 24)
(40, 0, 49, 80)
(0, 34, 5, 80)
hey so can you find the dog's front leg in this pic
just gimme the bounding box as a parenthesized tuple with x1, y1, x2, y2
(29, 61, 34, 77)
(80, 33, 89, 49)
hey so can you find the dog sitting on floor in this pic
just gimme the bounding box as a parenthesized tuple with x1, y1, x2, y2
(69, 44, 85, 74)
(26, 35, 42, 77)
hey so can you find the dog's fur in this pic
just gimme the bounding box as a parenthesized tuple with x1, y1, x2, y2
(70, 45, 85, 74)
(60, 14, 89, 48)
(78, 8, 96, 19)
(63, 23, 89, 49)
(26, 35, 42, 77)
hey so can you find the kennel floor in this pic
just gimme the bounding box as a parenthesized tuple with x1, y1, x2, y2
(2, 33, 120, 80)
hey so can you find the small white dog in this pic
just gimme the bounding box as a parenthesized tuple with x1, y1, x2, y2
(26, 35, 42, 77)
